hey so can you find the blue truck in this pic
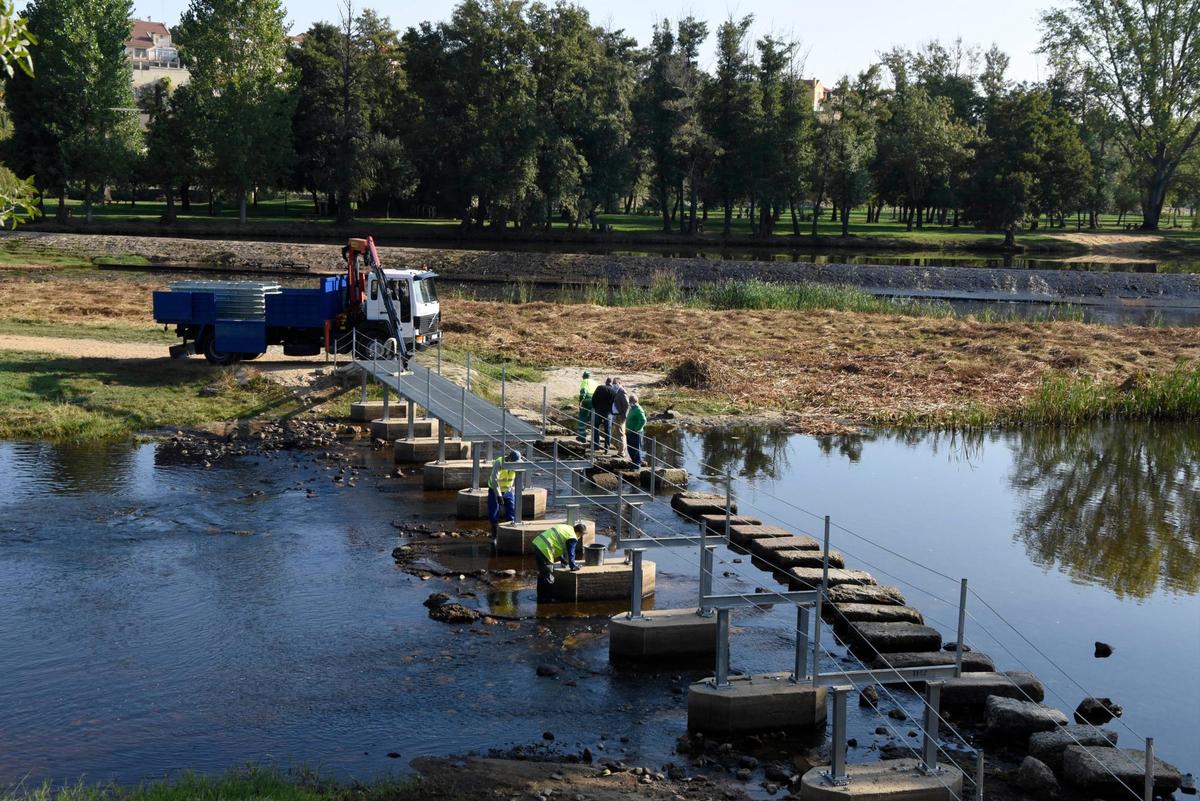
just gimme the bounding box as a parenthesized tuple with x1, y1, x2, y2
(153, 237, 441, 365)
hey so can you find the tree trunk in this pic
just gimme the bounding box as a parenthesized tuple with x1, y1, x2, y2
(1142, 168, 1170, 230)
(56, 190, 67, 222)
(239, 192, 247, 224)
(164, 182, 176, 223)
(790, 199, 800, 236)
(905, 205, 914, 231)
(180, 182, 191, 212)
(1004, 226, 1015, 248)
(723, 193, 732, 236)
(85, 185, 93, 224)
(841, 203, 850, 236)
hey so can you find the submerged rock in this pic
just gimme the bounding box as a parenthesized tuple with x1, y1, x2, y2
(428, 603, 479, 623)
(1074, 696, 1123, 725)
(1094, 641, 1114, 658)
(1016, 756, 1059, 800)
(422, 592, 451, 608)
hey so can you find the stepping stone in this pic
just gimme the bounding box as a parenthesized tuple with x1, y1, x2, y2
(699, 514, 762, 535)
(1063, 746, 1182, 796)
(985, 696, 1069, 740)
(828, 603, 923, 632)
(788, 567, 876, 590)
(941, 671, 1045, 708)
(728, 524, 794, 547)
(671, 492, 735, 521)
(826, 584, 906, 606)
(868, 650, 995, 673)
(748, 535, 820, 557)
(1028, 725, 1118, 770)
(767, 549, 844, 570)
(845, 622, 942, 656)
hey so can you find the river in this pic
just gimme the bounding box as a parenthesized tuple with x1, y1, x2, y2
(0, 423, 1196, 786)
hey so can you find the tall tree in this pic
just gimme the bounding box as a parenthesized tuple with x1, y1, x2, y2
(818, 76, 877, 236)
(177, 0, 295, 224)
(703, 15, 754, 235)
(143, 81, 202, 223)
(1042, 0, 1200, 229)
(7, 0, 139, 221)
(0, 0, 37, 227)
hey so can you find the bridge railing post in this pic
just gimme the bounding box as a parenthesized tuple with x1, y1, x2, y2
(382, 383, 390, 422)
(627, 549, 645, 621)
(513, 469, 524, 525)
(812, 515, 831, 686)
(823, 686, 852, 786)
(920, 681, 945, 775)
(406, 399, 415, 440)
(541, 386, 548, 437)
(471, 446, 481, 490)
(792, 605, 811, 682)
(712, 608, 731, 688)
(648, 437, 657, 494)
(551, 439, 560, 508)
(500, 366, 507, 445)
(698, 544, 715, 617)
(955, 578, 968, 677)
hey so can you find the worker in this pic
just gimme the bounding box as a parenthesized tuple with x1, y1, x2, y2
(531, 521, 587, 585)
(590, 377, 614, 450)
(626, 394, 646, 465)
(610, 378, 629, 456)
(488, 449, 523, 539)
(576, 370, 596, 441)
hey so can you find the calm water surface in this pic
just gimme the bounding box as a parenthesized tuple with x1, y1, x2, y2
(0, 424, 1196, 785)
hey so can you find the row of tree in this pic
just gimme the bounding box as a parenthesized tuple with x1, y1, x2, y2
(8, 0, 1200, 236)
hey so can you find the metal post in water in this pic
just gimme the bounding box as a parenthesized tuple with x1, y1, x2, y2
(615, 476, 625, 545)
(956, 578, 968, 677)
(713, 608, 731, 688)
(513, 469, 524, 525)
(437, 425, 446, 464)
(792, 606, 811, 682)
(648, 438, 657, 494)
(1145, 738, 1155, 801)
(566, 503, 579, 526)
(551, 439, 560, 506)
(382, 383, 390, 422)
(724, 470, 732, 541)
(501, 365, 507, 446)
(471, 447, 481, 490)
(920, 681, 945, 775)
(426, 362, 431, 409)
(627, 549, 645, 620)
(406, 400, 415, 440)
(974, 750, 984, 801)
(825, 686, 851, 786)
(437, 339, 442, 374)
(698, 544, 715, 617)
(811, 515, 831, 687)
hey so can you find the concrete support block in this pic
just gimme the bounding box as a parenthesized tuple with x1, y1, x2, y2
(688, 673, 827, 736)
(826, 584, 907, 606)
(798, 758, 964, 801)
(454, 487, 550, 520)
(1063, 746, 1182, 796)
(1028, 725, 1118, 770)
(371, 417, 438, 440)
(546, 559, 655, 603)
(349, 400, 386, 422)
(394, 437, 470, 464)
(457, 488, 489, 519)
(495, 518, 596, 555)
(423, 459, 476, 490)
(521, 486, 548, 519)
(768, 549, 846, 570)
(609, 608, 717, 662)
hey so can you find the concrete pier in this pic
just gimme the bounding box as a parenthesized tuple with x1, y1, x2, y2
(351, 400, 425, 422)
(544, 558, 655, 603)
(371, 417, 439, 440)
(495, 518, 596, 555)
(609, 608, 718, 662)
(688, 673, 827, 735)
(798, 758, 964, 801)
(422, 459, 476, 490)
(394, 437, 471, 463)
(456, 487, 549, 520)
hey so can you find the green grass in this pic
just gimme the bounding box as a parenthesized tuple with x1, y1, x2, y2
(0, 319, 177, 343)
(1012, 366, 1200, 425)
(2, 767, 427, 801)
(0, 350, 298, 440)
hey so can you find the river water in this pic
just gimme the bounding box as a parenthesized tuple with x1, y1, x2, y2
(0, 424, 1196, 786)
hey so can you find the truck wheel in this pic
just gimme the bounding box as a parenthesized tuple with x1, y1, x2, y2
(199, 332, 237, 366)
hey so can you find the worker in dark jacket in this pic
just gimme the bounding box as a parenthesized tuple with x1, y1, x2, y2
(590, 378, 614, 450)
(610, 378, 629, 456)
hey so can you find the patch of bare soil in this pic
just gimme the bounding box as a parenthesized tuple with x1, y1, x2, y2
(1048, 231, 1164, 259)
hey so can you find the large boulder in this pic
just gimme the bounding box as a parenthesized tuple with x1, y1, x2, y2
(1028, 725, 1118, 770)
(983, 695, 1068, 740)
(1016, 756, 1060, 800)
(1063, 745, 1182, 796)
(1074, 696, 1123, 725)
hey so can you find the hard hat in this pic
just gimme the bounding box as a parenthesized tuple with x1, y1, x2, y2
(506, 449, 522, 462)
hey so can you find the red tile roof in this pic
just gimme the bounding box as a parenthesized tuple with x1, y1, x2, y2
(127, 19, 170, 50)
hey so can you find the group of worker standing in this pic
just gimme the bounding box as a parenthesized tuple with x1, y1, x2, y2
(576, 372, 648, 465)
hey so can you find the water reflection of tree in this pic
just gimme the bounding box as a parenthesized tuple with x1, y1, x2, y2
(697, 426, 793, 480)
(1010, 424, 1200, 598)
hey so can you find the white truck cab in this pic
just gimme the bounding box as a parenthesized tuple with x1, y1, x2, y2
(365, 269, 441, 349)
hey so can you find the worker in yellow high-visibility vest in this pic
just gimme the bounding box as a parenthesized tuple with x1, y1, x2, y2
(531, 522, 587, 585)
(488, 449, 523, 539)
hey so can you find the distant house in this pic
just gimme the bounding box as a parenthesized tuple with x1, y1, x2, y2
(126, 19, 190, 101)
(801, 79, 832, 113)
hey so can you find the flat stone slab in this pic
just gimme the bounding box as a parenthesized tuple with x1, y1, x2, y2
(422, 459, 476, 490)
(868, 651, 995, 673)
(495, 518, 596, 555)
(769, 548, 846, 570)
(985, 695, 1069, 739)
(748, 535, 820, 557)
(728, 523, 794, 547)
(941, 671, 1045, 708)
(1064, 746, 1182, 796)
(546, 559, 655, 603)
(688, 672, 827, 735)
(699, 513, 762, 534)
(846, 622, 942, 657)
(394, 437, 470, 463)
(826, 583, 906, 606)
(1028, 725, 1118, 769)
(799, 758, 964, 801)
(829, 603, 924, 632)
(671, 492, 735, 521)
(609, 608, 717, 661)
(788, 567, 876, 590)
(371, 417, 438, 440)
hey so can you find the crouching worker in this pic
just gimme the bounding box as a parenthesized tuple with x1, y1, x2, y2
(488, 449, 523, 540)
(532, 522, 587, 591)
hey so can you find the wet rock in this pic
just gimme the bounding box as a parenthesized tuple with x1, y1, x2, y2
(536, 664, 560, 678)
(1028, 725, 1118, 769)
(1094, 641, 1114, 658)
(1181, 772, 1196, 795)
(874, 727, 888, 736)
(676, 735, 692, 754)
(846, 738, 858, 748)
(738, 755, 758, 769)
(1074, 696, 1122, 725)
(887, 708, 907, 721)
(543, 731, 555, 741)
(859, 685, 879, 708)
(984, 696, 1068, 739)
(1016, 756, 1059, 799)
(1064, 746, 1182, 795)
(423, 592, 451, 609)
(580, 747, 593, 763)
(763, 764, 793, 784)
(386, 751, 400, 758)
(764, 783, 778, 795)
(427, 603, 480, 623)
(879, 741, 918, 760)
(734, 769, 752, 782)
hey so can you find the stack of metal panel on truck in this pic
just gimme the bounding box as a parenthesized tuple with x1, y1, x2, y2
(167, 282, 282, 320)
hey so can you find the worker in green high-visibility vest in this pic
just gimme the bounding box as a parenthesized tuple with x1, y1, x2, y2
(488, 449, 523, 539)
(531, 521, 586, 585)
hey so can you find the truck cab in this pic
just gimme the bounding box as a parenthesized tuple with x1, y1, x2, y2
(364, 269, 441, 350)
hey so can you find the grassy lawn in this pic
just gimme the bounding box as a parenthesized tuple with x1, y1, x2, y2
(0, 319, 176, 343)
(0, 350, 297, 440)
